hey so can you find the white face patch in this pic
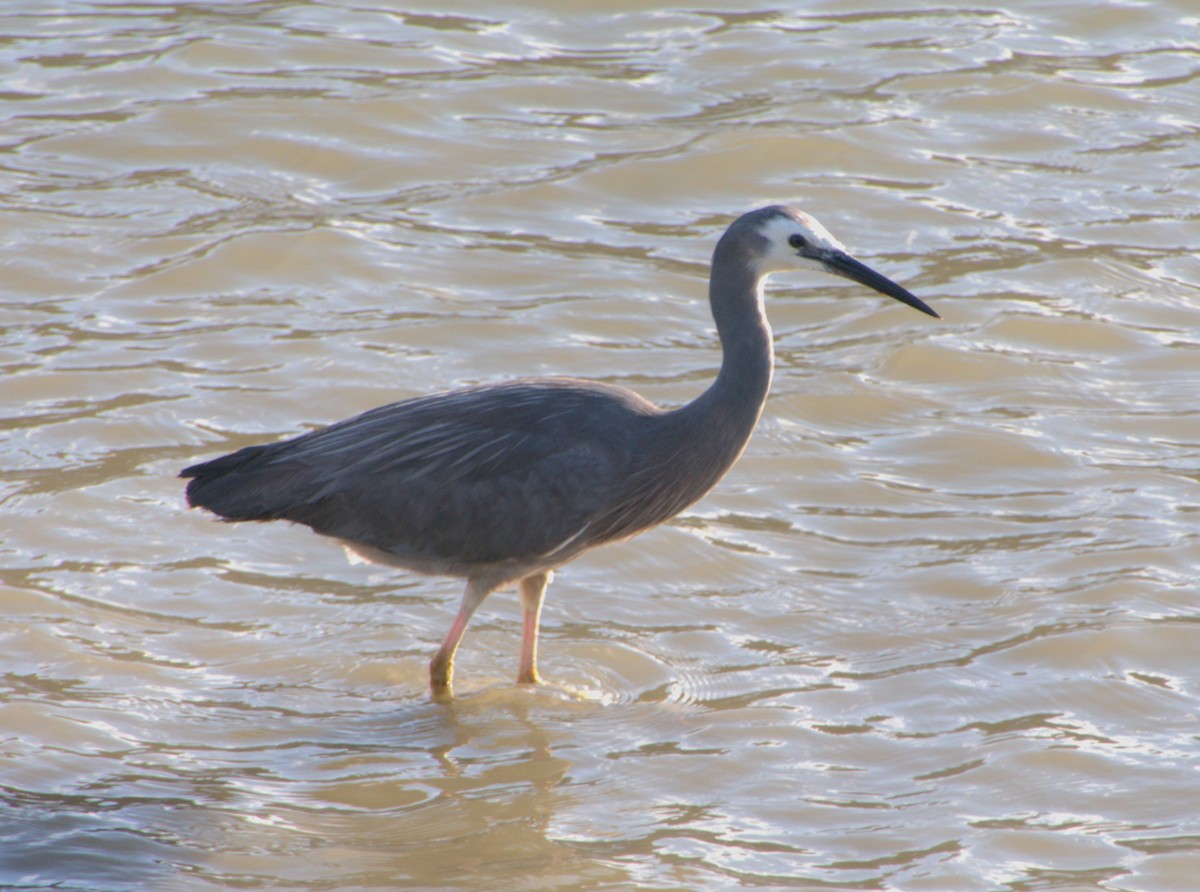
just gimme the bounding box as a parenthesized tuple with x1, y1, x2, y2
(753, 211, 848, 275)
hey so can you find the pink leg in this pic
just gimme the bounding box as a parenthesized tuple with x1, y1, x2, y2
(429, 578, 493, 695)
(517, 571, 551, 685)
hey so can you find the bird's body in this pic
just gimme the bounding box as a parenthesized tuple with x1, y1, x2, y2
(184, 376, 748, 581)
(182, 205, 937, 695)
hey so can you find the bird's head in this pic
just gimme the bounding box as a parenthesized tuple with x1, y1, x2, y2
(743, 205, 939, 318)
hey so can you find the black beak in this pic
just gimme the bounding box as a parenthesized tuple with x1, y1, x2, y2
(821, 250, 939, 319)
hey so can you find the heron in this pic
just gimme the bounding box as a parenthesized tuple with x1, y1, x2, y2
(181, 204, 937, 696)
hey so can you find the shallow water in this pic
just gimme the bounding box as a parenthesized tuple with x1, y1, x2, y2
(2, 2, 1199, 890)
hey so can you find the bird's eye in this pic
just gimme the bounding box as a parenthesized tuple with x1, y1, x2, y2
(788, 234, 808, 250)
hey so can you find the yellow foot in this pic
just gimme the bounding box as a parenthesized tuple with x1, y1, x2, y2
(430, 657, 453, 699)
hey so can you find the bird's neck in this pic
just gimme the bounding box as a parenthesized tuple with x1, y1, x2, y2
(601, 256, 774, 535)
(705, 255, 774, 425)
(670, 257, 774, 473)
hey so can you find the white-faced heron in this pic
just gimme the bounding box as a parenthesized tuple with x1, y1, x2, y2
(181, 205, 938, 696)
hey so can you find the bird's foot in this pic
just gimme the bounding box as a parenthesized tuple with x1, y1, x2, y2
(430, 656, 454, 700)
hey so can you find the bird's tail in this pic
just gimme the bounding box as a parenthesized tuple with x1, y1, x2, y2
(180, 445, 291, 521)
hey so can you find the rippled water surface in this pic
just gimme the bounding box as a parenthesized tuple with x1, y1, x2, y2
(3, 2, 1199, 889)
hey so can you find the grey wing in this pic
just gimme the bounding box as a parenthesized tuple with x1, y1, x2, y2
(183, 381, 645, 567)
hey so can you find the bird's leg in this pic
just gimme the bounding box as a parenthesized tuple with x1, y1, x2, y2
(516, 571, 551, 685)
(430, 578, 493, 696)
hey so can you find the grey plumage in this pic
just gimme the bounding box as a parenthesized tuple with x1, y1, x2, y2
(182, 204, 937, 695)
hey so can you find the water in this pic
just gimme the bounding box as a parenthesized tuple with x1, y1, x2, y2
(2, 2, 1198, 889)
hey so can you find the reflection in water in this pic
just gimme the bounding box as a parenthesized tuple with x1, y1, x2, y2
(2, 1, 1199, 889)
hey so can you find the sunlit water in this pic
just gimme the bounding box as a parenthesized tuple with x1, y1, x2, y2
(2, 2, 1198, 890)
